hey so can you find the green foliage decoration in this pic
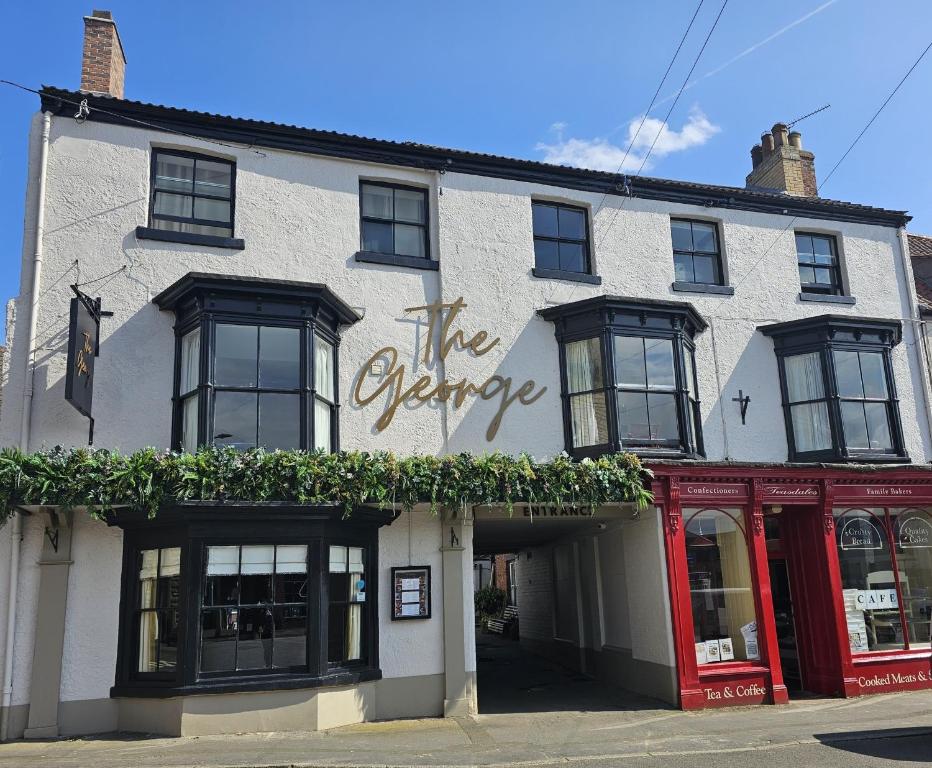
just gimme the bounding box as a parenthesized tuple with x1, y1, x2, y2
(0, 446, 652, 522)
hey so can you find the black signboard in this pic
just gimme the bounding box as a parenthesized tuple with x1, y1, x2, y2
(391, 566, 431, 620)
(64, 292, 100, 420)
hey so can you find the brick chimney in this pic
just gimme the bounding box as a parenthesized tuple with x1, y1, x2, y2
(746, 123, 817, 197)
(80, 10, 126, 98)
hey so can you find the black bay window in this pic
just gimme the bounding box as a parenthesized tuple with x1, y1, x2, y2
(540, 295, 706, 458)
(111, 504, 392, 697)
(154, 273, 360, 453)
(760, 315, 907, 462)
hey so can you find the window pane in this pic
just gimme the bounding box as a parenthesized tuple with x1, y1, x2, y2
(215, 324, 258, 387)
(692, 222, 717, 253)
(314, 336, 334, 401)
(240, 572, 272, 605)
(204, 574, 238, 606)
(275, 572, 306, 604)
(200, 609, 237, 672)
(834, 350, 864, 398)
(237, 606, 273, 670)
(159, 547, 181, 577)
(558, 207, 586, 240)
(685, 508, 758, 663)
(193, 197, 231, 224)
(798, 265, 815, 284)
(614, 336, 646, 387)
(240, 545, 274, 575)
(273, 605, 308, 667)
(213, 391, 257, 449)
(891, 508, 932, 649)
(673, 252, 693, 283)
(394, 223, 426, 258)
(859, 353, 888, 398)
(394, 188, 426, 224)
(314, 398, 332, 452)
(139, 550, 158, 608)
(138, 613, 158, 673)
(671, 220, 693, 252)
(158, 601, 180, 671)
(813, 267, 834, 286)
(569, 393, 609, 447)
(330, 545, 347, 573)
(834, 508, 902, 652)
(784, 352, 825, 402)
(154, 191, 193, 218)
(328, 604, 347, 663)
(180, 328, 200, 395)
(864, 402, 893, 450)
(194, 159, 232, 198)
(790, 402, 832, 452)
(361, 220, 393, 254)
(693, 255, 717, 285)
(259, 327, 300, 389)
(276, 545, 307, 574)
(795, 233, 813, 258)
(617, 391, 650, 440)
(840, 401, 870, 449)
(812, 235, 834, 260)
(155, 154, 194, 193)
(207, 545, 240, 575)
(532, 203, 558, 238)
(155, 219, 231, 237)
(644, 339, 676, 389)
(558, 242, 586, 273)
(361, 184, 393, 218)
(533, 239, 559, 270)
(647, 393, 679, 440)
(259, 393, 300, 450)
(565, 338, 603, 393)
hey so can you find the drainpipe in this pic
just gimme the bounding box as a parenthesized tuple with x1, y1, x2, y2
(0, 110, 52, 741)
(895, 226, 932, 456)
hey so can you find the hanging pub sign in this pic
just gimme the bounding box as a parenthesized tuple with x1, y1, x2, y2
(65, 286, 103, 440)
(391, 566, 431, 620)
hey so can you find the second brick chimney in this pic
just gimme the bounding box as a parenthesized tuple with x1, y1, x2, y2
(746, 123, 817, 197)
(80, 10, 126, 98)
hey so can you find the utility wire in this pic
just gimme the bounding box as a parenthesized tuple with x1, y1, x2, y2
(590, 0, 706, 223)
(707, 37, 932, 319)
(0, 80, 267, 157)
(596, 0, 729, 249)
(74, 264, 128, 290)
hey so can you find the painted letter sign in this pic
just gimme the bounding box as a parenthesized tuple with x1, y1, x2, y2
(898, 515, 932, 548)
(839, 517, 885, 550)
(64, 293, 100, 420)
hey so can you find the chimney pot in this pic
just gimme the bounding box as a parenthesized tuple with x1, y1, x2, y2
(761, 133, 775, 156)
(80, 9, 126, 99)
(789, 131, 802, 149)
(751, 144, 763, 169)
(772, 122, 789, 148)
(746, 124, 817, 197)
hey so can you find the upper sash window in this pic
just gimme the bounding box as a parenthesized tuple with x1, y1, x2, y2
(150, 150, 235, 238)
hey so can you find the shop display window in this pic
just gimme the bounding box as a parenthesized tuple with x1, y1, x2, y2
(685, 507, 759, 665)
(835, 507, 932, 652)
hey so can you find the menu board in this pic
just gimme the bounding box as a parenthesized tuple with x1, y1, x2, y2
(391, 566, 431, 620)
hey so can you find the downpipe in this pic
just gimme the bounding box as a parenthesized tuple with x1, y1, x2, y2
(0, 110, 51, 741)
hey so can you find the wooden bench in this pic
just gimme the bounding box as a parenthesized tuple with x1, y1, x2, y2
(487, 605, 518, 635)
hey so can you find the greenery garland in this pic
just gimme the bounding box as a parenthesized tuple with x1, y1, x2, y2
(0, 446, 652, 522)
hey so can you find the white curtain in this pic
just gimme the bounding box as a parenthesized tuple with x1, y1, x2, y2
(346, 547, 364, 661)
(179, 328, 200, 394)
(785, 352, 832, 451)
(567, 339, 602, 447)
(138, 550, 159, 672)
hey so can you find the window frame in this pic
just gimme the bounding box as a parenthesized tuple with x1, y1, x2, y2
(148, 148, 236, 238)
(796, 231, 843, 296)
(531, 200, 593, 276)
(112, 505, 387, 698)
(541, 296, 707, 460)
(358, 180, 430, 261)
(670, 218, 725, 287)
(761, 315, 907, 463)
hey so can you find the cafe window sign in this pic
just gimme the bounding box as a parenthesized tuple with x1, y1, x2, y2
(353, 298, 546, 440)
(64, 287, 105, 441)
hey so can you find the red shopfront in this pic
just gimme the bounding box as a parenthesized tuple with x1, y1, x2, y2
(651, 466, 932, 710)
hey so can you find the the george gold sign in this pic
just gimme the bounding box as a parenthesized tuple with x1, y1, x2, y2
(353, 297, 546, 440)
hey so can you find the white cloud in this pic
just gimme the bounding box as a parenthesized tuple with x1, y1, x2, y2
(536, 107, 721, 173)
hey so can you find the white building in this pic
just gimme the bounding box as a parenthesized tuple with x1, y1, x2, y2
(1, 11, 931, 740)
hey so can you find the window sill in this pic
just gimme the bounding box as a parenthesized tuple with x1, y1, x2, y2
(532, 267, 602, 285)
(672, 281, 735, 296)
(697, 662, 770, 677)
(798, 291, 856, 305)
(790, 452, 911, 464)
(851, 649, 932, 664)
(136, 226, 245, 250)
(354, 251, 439, 271)
(111, 667, 382, 699)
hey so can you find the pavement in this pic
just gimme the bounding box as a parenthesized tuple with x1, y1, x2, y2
(1, 635, 930, 767)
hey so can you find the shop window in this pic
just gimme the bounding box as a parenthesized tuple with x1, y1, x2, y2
(154, 273, 360, 453)
(328, 546, 366, 665)
(136, 547, 181, 675)
(761, 315, 906, 462)
(685, 508, 759, 665)
(360, 182, 429, 259)
(540, 296, 706, 458)
(149, 149, 234, 238)
(671, 219, 723, 285)
(532, 201, 591, 275)
(835, 507, 932, 653)
(796, 232, 842, 296)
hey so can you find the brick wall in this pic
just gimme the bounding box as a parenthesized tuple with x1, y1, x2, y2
(81, 11, 125, 98)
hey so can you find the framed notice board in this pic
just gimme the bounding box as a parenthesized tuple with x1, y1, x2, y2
(391, 565, 431, 620)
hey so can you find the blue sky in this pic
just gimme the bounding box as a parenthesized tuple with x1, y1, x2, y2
(0, 0, 930, 328)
